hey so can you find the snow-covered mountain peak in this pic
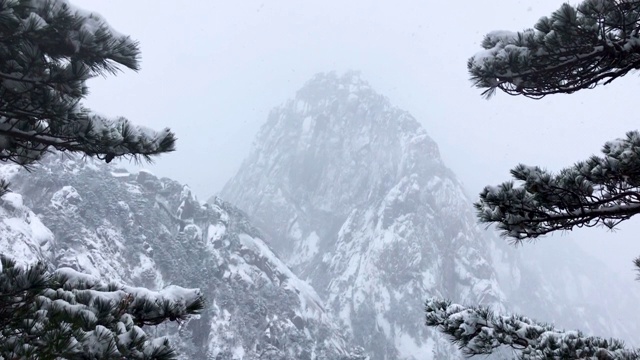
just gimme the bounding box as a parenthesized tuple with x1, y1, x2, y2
(221, 71, 640, 359)
(281, 71, 441, 166)
(225, 72, 451, 253)
(222, 72, 504, 359)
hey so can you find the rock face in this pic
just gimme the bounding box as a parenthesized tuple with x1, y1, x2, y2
(1, 156, 365, 360)
(221, 71, 640, 359)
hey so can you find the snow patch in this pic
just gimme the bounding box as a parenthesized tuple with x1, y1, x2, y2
(0, 192, 54, 264)
(110, 171, 130, 178)
(237, 233, 327, 320)
(289, 231, 319, 267)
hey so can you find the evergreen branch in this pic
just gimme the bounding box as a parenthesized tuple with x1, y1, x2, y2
(425, 298, 640, 359)
(0, 113, 176, 164)
(0, 255, 204, 359)
(469, 0, 640, 98)
(0, 0, 175, 167)
(476, 130, 640, 241)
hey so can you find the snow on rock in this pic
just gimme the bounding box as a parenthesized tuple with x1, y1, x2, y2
(0, 192, 54, 265)
(110, 170, 131, 178)
(237, 233, 327, 321)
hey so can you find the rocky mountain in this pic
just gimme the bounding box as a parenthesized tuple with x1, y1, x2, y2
(2, 71, 638, 360)
(0, 155, 366, 360)
(220, 71, 640, 359)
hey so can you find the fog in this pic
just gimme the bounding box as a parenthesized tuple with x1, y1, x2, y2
(74, 0, 640, 283)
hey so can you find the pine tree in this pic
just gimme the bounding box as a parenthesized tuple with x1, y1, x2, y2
(0, 0, 175, 168)
(468, 0, 640, 98)
(426, 0, 640, 358)
(425, 299, 638, 359)
(0, 255, 204, 359)
(474, 134, 640, 244)
(0, 1, 203, 359)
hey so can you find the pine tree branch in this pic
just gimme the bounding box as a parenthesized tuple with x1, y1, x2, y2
(0, 255, 204, 359)
(0, 0, 175, 167)
(425, 298, 640, 359)
(476, 130, 640, 241)
(0, 115, 176, 162)
(469, 0, 640, 98)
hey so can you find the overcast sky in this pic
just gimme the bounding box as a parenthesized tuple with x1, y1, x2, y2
(72, 0, 640, 280)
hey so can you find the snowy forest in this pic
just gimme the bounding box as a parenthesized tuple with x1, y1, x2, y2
(2, 0, 640, 359)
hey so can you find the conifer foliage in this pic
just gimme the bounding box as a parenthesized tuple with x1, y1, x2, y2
(0, 255, 204, 359)
(0, 1, 202, 359)
(427, 0, 640, 358)
(425, 299, 638, 359)
(0, 0, 176, 166)
(469, 0, 640, 98)
(476, 130, 640, 242)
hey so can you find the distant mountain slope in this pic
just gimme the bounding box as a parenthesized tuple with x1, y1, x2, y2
(1, 155, 365, 360)
(221, 71, 640, 359)
(491, 237, 640, 342)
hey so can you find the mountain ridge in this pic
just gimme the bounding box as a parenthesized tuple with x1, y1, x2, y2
(0, 153, 366, 359)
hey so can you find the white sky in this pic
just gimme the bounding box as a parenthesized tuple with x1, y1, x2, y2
(74, 0, 640, 281)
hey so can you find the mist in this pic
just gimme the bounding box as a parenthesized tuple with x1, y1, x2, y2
(1, 0, 639, 357)
(68, 0, 640, 284)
